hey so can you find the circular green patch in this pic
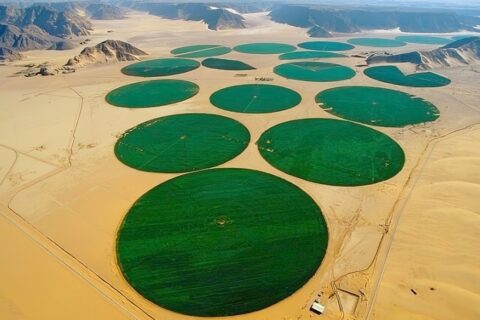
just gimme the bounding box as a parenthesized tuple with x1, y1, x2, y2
(347, 38, 406, 47)
(316, 86, 440, 127)
(234, 43, 297, 54)
(210, 84, 301, 113)
(171, 45, 232, 58)
(117, 168, 328, 316)
(279, 51, 346, 60)
(106, 80, 199, 108)
(274, 62, 355, 82)
(364, 66, 451, 87)
(115, 114, 250, 172)
(202, 58, 255, 70)
(121, 58, 200, 77)
(395, 35, 451, 45)
(298, 41, 354, 51)
(258, 119, 405, 186)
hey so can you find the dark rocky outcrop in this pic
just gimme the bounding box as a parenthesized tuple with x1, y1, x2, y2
(0, 23, 58, 50)
(308, 26, 333, 38)
(48, 39, 76, 50)
(0, 46, 22, 61)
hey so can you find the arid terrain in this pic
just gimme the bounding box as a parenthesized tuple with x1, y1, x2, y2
(0, 10, 479, 320)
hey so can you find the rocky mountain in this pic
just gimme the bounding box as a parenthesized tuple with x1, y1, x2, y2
(308, 26, 332, 38)
(65, 40, 147, 67)
(86, 4, 125, 20)
(367, 36, 480, 69)
(0, 46, 22, 61)
(48, 39, 75, 50)
(269, 5, 480, 36)
(135, 3, 246, 30)
(0, 23, 58, 50)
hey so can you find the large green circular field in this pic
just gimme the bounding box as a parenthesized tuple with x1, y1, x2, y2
(364, 66, 451, 87)
(274, 62, 355, 82)
(298, 41, 354, 51)
(117, 168, 328, 317)
(202, 58, 255, 70)
(234, 43, 297, 54)
(106, 80, 199, 108)
(258, 119, 405, 186)
(395, 35, 451, 45)
(316, 86, 440, 127)
(121, 58, 200, 77)
(347, 38, 406, 47)
(210, 84, 301, 113)
(115, 114, 250, 172)
(171, 44, 232, 58)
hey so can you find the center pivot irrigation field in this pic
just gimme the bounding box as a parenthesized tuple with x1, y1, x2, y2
(104, 40, 446, 316)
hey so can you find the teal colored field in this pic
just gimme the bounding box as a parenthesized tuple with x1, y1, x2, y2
(121, 58, 200, 77)
(117, 168, 328, 316)
(347, 38, 406, 47)
(202, 58, 255, 70)
(395, 35, 451, 45)
(234, 43, 297, 54)
(279, 51, 346, 60)
(210, 84, 301, 113)
(364, 66, 451, 87)
(316, 86, 440, 127)
(115, 114, 250, 173)
(257, 119, 405, 186)
(172, 45, 232, 58)
(298, 41, 354, 51)
(106, 80, 199, 108)
(274, 61, 355, 82)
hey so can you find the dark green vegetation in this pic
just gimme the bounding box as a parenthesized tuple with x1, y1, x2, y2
(234, 43, 297, 54)
(121, 58, 200, 77)
(279, 51, 346, 60)
(364, 66, 451, 87)
(106, 80, 199, 108)
(347, 38, 406, 47)
(274, 62, 355, 82)
(298, 41, 354, 51)
(115, 114, 250, 173)
(316, 86, 440, 127)
(210, 84, 301, 113)
(395, 35, 451, 45)
(117, 168, 328, 316)
(171, 45, 232, 58)
(202, 57, 255, 70)
(258, 119, 405, 186)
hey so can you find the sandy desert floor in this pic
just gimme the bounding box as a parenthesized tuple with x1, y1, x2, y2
(0, 11, 479, 320)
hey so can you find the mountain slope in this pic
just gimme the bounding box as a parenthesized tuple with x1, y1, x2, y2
(0, 23, 58, 50)
(86, 4, 125, 20)
(0, 46, 21, 61)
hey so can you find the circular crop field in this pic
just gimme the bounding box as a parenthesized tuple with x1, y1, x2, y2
(298, 41, 354, 51)
(115, 114, 250, 172)
(395, 35, 451, 45)
(210, 84, 301, 113)
(202, 58, 255, 70)
(347, 38, 406, 47)
(274, 62, 355, 82)
(117, 168, 329, 317)
(316, 86, 440, 127)
(171, 44, 232, 58)
(279, 51, 346, 60)
(258, 119, 405, 186)
(234, 43, 297, 54)
(364, 66, 451, 87)
(106, 80, 199, 108)
(121, 58, 200, 77)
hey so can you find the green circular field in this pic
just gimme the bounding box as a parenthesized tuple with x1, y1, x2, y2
(234, 43, 297, 54)
(171, 45, 232, 58)
(274, 62, 355, 82)
(298, 41, 354, 51)
(258, 119, 405, 186)
(347, 38, 406, 47)
(121, 58, 200, 77)
(364, 66, 451, 87)
(106, 80, 199, 108)
(117, 168, 328, 317)
(202, 58, 255, 70)
(115, 114, 250, 172)
(395, 35, 451, 45)
(279, 51, 346, 60)
(210, 84, 301, 113)
(316, 86, 440, 127)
